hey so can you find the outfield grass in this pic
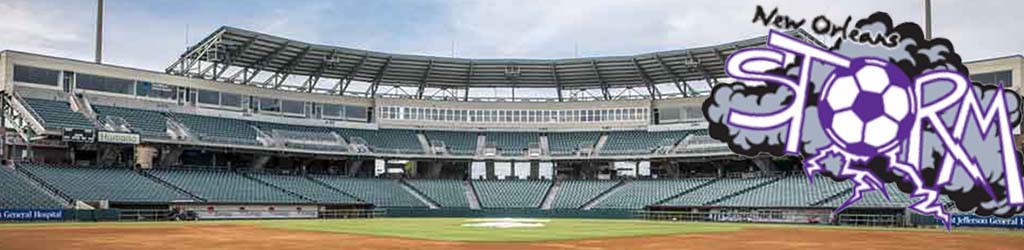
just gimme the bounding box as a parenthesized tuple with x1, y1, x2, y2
(258, 218, 744, 242)
(2, 218, 1018, 242)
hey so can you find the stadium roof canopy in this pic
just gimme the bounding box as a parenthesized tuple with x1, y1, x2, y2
(167, 26, 820, 101)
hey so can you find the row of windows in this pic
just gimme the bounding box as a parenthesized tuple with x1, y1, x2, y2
(136, 81, 178, 100)
(657, 106, 704, 124)
(971, 70, 1013, 87)
(76, 73, 134, 94)
(377, 106, 648, 124)
(12, 65, 60, 86)
(197, 90, 242, 108)
(12, 64, 371, 122)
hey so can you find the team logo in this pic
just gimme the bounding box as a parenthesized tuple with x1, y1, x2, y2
(704, 8, 1024, 228)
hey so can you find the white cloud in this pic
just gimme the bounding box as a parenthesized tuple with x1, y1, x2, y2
(0, 0, 1018, 72)
(0, 0, 93, 60)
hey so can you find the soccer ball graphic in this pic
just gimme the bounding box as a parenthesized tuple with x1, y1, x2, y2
(818, 58, 916, 157)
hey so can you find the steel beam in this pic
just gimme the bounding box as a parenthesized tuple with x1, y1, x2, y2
(631, 58, 659, 99)
(687, 50, 714, 88)
(304, 49, 336, 92)
(213, 36, 259, 80)
(590, 60, 611, 100)
(463, 62, 474, 101)
(416, 60, 434, 99)
(336, 53, 369, 95)
(550, 63, 563, 102)
(271, 45, 312, 89)
(242, 41, 290, 85)
(368, 56, 393, 97)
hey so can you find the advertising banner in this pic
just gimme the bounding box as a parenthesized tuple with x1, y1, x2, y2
(0, 209, 64, 221)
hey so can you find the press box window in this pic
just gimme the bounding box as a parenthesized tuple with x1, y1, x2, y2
(76, 73, 134, 94)
(136, 81, 178, 100)
(971, 70, 1013, 87)
(197, 90, 220, 105)
(12, 65, 60, 86)
(220, 93, 242, 108)
(281, 100, 305, 115)
(259, 98, 280, 112)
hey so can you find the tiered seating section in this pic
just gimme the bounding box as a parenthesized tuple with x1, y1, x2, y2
(405, 179, 469, 208)
(310, 176, 426, 207)
(246, 173, 360, 204)
(551, 180, 619, 208)
(23, 98, 94, 129)
(94, 105, 169, 137)
(18, 99, 723, 157)
(595, 178, 714, 209)
(547, 132, 600, 156)
(19, 163, 191, 203)
(0, 166, 66, 209)
(172, 113, 259, 145)
(424, 131, 478, 155)
(484, 132, 539, 156)
(715, 175, 848, 207)
(473, 180, 551, 208)
(818, 183, 914, 208)
(2, 164, 920, 212)
(338, 129, 423, 154)
(661, 177, 777, 206)
(602, 130, 691, 155)
(147, 169, 308, 204)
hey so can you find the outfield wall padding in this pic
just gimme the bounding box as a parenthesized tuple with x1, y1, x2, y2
(383, 208, 638, 219)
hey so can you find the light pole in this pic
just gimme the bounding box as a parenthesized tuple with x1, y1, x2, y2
(95, 0, 104, 64)
(924, 0, 932, 40)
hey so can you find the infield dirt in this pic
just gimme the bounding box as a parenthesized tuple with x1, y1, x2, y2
(1, 223, 1022, 250)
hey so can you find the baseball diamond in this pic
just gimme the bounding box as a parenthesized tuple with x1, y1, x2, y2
(0, 1, 1022, 250)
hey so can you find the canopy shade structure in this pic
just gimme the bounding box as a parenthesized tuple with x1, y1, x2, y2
(167, 26, 821, 101)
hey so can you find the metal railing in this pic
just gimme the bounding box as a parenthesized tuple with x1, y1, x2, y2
(319, 209, 386, 219)
(637, 210, 907, 227)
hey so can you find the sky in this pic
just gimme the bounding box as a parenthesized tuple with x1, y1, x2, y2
(0, 0, 1021, 73)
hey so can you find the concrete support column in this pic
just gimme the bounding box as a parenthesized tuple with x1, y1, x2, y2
(347, 159, 364, 176)
(427, 162, 443, 178)
(252, 155, 271, 170)
(752, 157, 774, 172)
(530, 162, 539, 180)
(133, 144, 158, 169)
(486, 162, 495, 179)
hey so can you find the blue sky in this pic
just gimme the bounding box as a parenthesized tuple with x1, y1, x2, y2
(1, 0, 1021, 72)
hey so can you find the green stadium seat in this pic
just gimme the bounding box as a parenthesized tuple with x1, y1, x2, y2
(310, 176, 426, 207)
(93, 105, 169, 138)
(547, 132, 600, 156)
(147, 169, 308, 203)
(817, 183, 914, 208)
(551, 180, 618, 208)
(337, 129, 423, 154)
(661, 177, 776, 206)
(473, 179, 551, 208)
(171, 113, 259, 145)
(405, 179, 469, 208)
(22, 98, 94, 130)
(594, 178, 713, 209)
(19, 163, 192, 203)
(0, 166, 66, 209)
(424, 131, 478, 155)
(601, 130, 690, 155)
(715, 175, 849, 207)
(484, 132, 539, 156)
(246, 173, 360, 204)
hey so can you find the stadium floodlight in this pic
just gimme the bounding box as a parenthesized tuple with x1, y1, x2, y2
(95, 0, 104, 64)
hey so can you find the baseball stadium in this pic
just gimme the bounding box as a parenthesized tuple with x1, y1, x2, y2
(1, 1, 1023, 249)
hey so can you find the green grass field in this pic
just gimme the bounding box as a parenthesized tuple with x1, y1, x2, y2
(1, 218, 1019, 242)
(258, 218, 744, 241)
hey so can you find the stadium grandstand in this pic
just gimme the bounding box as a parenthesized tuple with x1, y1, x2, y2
(0, 26, 935, 225)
